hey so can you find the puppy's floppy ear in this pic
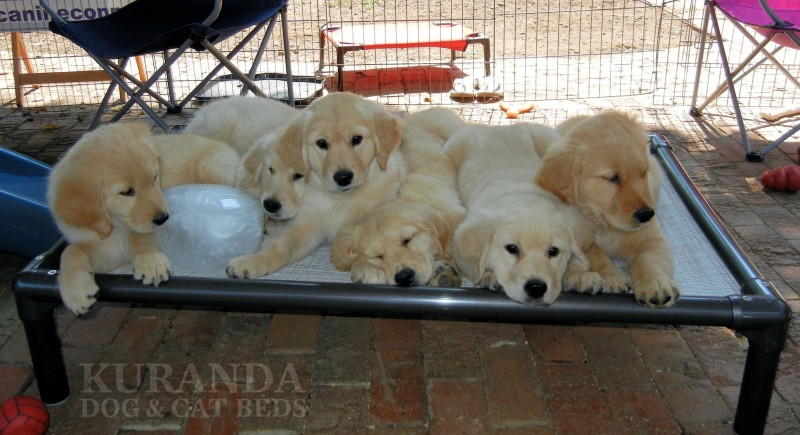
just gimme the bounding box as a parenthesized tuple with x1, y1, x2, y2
(372, 111, 404, 171)
(418, 210, 453, 260)
(275, 115, 309, 178)
(452, 219, 494, 282)
(535, 143, 583, 204)
(49, 168, 113, 239)
(330, 228, 359, 271)
(236, 141, 266, 188)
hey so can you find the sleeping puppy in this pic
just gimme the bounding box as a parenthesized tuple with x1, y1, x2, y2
(48, 122, 239, 314)
(183, 96, 307, 215)
(330, 108, 467, 287)
(445, 122, 603, 305)
(225, 92, 406, 279)
(535, 111, 680, 307)
(183, 95, 300, 154)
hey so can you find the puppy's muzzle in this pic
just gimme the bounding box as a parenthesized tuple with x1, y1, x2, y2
(633, 207, 655, 224)
(333, 170, 354, 188)
(263, 198, 282, 214)
(395, 268, 416, 287)
(524, 279, 548, 299)
(152, 212, 169, 226)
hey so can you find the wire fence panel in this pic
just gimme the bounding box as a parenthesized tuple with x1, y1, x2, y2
(1, 0, 798, 122)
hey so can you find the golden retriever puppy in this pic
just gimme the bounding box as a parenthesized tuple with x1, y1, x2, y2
(48, 122, 239, 314)
(183, 95, 299, 154)
(277, 92, 404, 193)
(183, 96, 308, 216)
(535, 111, 679, 307)
(330, 108, 467, 287)
(445, 123, 603, 305)
(225, 93, 406, 279)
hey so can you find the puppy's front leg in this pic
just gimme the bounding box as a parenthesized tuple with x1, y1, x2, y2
(625, 231, 679, 308)
(350, 257, 388, 284)
(59, 243, 101, 315)
(226, 220, 323, 279)
(562, 246, 603, 295)
(584, 243, 629, 294)
(129, 232, 171, 286)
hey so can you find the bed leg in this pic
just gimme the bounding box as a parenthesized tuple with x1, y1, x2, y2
(14, 294, 70, 406)
(734, 322, 789, 435)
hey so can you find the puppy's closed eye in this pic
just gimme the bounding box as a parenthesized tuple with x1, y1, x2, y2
(120, 187, 135, 196)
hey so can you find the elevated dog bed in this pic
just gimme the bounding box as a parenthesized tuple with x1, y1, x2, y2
(12, 134, 789, 434)
(319, 21, 491, 91)
(0, 148, 61, 257)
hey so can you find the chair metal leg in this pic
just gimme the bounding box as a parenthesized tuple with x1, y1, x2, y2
(91, 63, 124, 130)
(180, 20, 270, 105)
(689, 0, 712, 117)
(707, 5, 756, 158)
(279, 6, 294, 106)
(87, 52, 171, 131)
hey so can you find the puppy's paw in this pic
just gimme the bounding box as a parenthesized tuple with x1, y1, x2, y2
(429, 256, 461, 287)
(59, 270, 100, 315)
(352, 264, 388, 284)
(564, 270, 603, 295)
(475, 270, 502, 291)
(601, 267, 631, 294)
(226, 255, 269, 279)
(133, 252, 172, 286)
(633, 277, 680, 308)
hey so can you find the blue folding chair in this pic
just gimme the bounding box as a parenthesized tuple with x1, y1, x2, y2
(39, 0, 294, 131)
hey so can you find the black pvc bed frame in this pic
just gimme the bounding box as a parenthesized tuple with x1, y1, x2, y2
(13, 134, 790, 435)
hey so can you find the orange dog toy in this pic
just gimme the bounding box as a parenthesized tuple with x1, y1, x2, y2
(499, 101, 534, 119)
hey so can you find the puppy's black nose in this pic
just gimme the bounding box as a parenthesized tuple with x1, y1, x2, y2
(263, 198, 282, 213)
(524, 279, 547, 298)
(333, 170, 354, 187)
(152, 212, 169, 226)
(395, 268, 416, 287)
(634, 207, 655, 223)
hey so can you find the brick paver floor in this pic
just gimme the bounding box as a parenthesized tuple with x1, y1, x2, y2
(0, 90, 799, 433)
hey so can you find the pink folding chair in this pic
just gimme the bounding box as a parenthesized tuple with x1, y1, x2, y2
(690, 0, 800, 161)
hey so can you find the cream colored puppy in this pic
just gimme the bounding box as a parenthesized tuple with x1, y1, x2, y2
(226, 93, 406, 279)
(536, 111, 679, 307)
(184, 96, 307, 216)
(445, 122, 603, 305)
(331, 108, 467, 287)
(48, 123, 238, 314)
(277, 92, 404, 193)
(183, 96, 299, 154)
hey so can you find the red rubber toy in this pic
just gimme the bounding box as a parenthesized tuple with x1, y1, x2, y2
(0, 396, 49, 435)
(760, 165, 800, 192)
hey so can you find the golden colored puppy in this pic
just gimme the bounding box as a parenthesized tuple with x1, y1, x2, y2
(445, 123, 603, 305)
(48, 122, 239, 314)
(331, 108, 467, 287)
(183, 95, 300, 154)
(535, 111, 679, 307)
(277, 92, 404, 193)
(226, 93, 406, 279)
(183, 96, 307, 216)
